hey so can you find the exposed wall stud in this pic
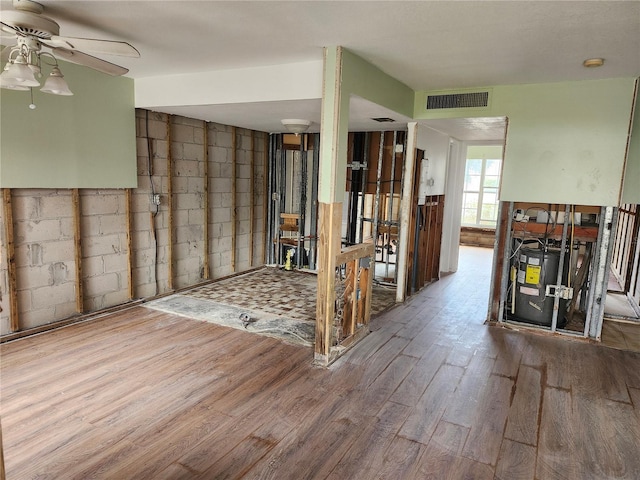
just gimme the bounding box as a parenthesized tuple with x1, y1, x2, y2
(167, 114, 174, 290)
(72, 189, 84, 313)
(231, 126, 237, 272)
(249, 130, 255, 267)
(262, 134, 268, 264)
(2, 189, 19, 333)
(203, 122, 210, 279)
(126, 188, 134, 300)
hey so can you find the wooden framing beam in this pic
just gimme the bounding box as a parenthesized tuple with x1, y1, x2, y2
(125, 188, 134, 300)
(231, 126, 237, 272)
(72, 189, 84, 314)
(262, 134, 268, 265)
(203, 122, 210, 279)
(249, 130, 255, 267)
(167, 114, 174, 290)
(315, 201, 342, 362)
(2, 189, 19, 333)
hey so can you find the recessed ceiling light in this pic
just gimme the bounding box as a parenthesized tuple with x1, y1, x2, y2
(583, 58, 604, 68)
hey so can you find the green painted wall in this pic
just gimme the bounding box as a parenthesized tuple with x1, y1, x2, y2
(0, 60, 137, 188)
(318, 47, 414, 203)
(622, 79, 640, 204)
(415, 78, 637, 206)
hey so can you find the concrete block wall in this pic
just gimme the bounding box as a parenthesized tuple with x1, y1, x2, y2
(0, 110, 267, 336)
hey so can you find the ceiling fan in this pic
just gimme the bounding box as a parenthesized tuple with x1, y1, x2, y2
(1, 0, 139, 95)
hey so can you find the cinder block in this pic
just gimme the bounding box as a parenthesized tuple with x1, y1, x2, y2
(188, 177, 205, 194)
(175, 159, 200, 177)
(175, 224, 203, 244)
(21, 306, 57, 330)
(134, 248, 156, 268)
(172, 176, 189, 194)
(236, 179, 250, 194)
(59, 217, 74, 239)
(188, 209, 204, 226)
(104, 253, 127, 274)
(132, 264, 152, 284)
(31, 282, 75, 310)
(174, 208, 190, 227)
(175, 193, 203, 210)
(54, 301, 77, 321)
(219, 162, 233, 178)
(50, 262, 70, 285)
(212, 178, 232, 194)
(152, 138, 168, 160)
(84, 272, 120, 296)
(183, 143, 204, 162)
(81, 193, 121, 216)
(84, 234, 122, 257)
(83, 255, 104, 277)
(211, 146, 229, 164)
(215, 131, 233, 149)
(172, 124, 195, 144)
(237, 164, 251, 179)
(42, 240, 74, 264)
(14, 219, 61, 243)
(16, 264, 53, 290)
(11, 195, 40, 220)
(147, 118, 168, 140)
(212, 208, 231, 224)
(39, 194, 73, 219)
(220, 192, 233, 208)
(103, 289, 129, 308)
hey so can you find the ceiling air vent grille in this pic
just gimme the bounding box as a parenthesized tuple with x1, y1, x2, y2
(426, 92, 489, 110)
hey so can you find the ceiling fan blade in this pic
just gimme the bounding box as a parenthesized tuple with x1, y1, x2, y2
(47, 36, 139, 58)
(50, 47, 129, 76)
(1, 21, 21, 36)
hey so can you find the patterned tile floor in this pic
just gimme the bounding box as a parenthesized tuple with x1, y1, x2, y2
(145, 267, 397, 347)
(187, 266, 397, 322)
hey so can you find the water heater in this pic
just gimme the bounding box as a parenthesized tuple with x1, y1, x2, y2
(512, 247, 567, 327)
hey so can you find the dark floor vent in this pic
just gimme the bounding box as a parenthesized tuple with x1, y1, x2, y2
(426, 92, 489, 110)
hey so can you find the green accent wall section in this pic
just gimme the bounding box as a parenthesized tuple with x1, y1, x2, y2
(1, 61, 137, 188)
(318, 47, 414, 203)
(622, 78, 640, 204)
(341, 49, 414, 118)
(415, 78, 637, 206)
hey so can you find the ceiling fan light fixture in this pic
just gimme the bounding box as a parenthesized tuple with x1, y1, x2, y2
(281, 118, 311, 135)
(1, 54, 40, 87)
(41, 66, 73, 96)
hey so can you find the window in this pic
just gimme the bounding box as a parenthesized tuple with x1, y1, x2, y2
(461, 145, 503, 227)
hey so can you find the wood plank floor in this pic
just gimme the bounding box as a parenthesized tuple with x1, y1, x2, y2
(2, 246, 640, 479)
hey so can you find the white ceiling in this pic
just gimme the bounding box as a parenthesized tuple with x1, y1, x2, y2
(2, 0, 639, 140)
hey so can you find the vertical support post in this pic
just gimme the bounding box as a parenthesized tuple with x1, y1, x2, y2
(166, 114, 174, 291)
(125, 188, 134, 300)
(298, 135, 308, 268)
(249, 130, 255, 267)
(498, 201, 515, 323)
(231, 126, 237, 272)
(550, 204, 571, 331)
(2, 189, 19, 332)
(309, 134, 320, 270)
(203, 121, 210, 279)
(372, 131, 384, 275)
(315, 46, 348, 364)
(586, 206, 617, 340)
(396, 122, 418, 302)
(385, 130, 398, 279)
(262, 134, 269, 265)
(72, 189, 84, 314)
(315, 202, 341, 360)
(266, 134, 276, 264)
